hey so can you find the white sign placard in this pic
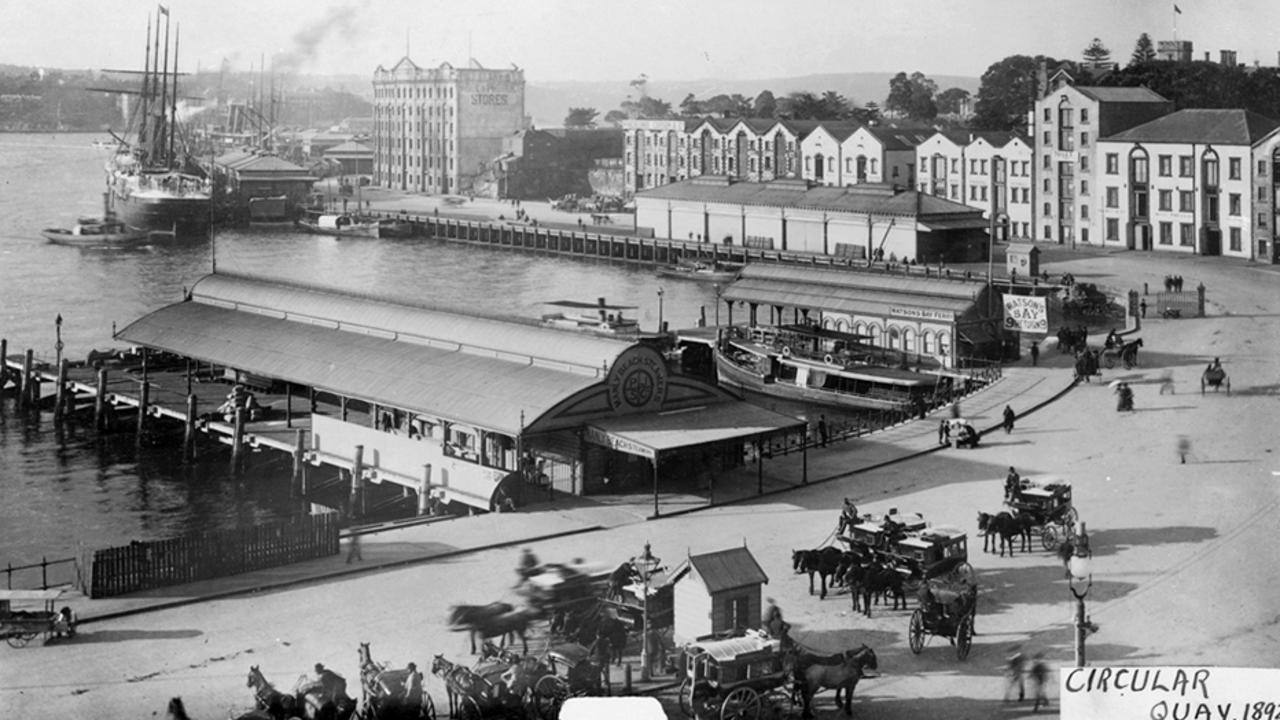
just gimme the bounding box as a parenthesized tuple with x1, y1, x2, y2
(1061, 666, 1280, 720)
(1003, 295, 1049, 333)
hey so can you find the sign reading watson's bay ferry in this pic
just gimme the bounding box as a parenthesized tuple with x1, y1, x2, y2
(1061, 666, 1280, 720)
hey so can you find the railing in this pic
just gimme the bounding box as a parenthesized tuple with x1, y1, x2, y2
(2, 556, 79, 590)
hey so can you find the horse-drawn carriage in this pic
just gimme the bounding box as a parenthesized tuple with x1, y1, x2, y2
(357, 643, 436, 720)
(677, 631, 793, 720)
(1202, 361, 1230, 395)
(884, 527, 975, 589)
(431, 653, 530, 720)
(530, 643, 609, 720)
(909, 574, 979, 660)
(1007, 478, 1077, 551)
(1100, 338, 1143, 369)
(0, 589, 75, 648)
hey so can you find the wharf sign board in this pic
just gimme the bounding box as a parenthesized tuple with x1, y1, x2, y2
(1060, 666, 1280, 720)
(1002, 295, 1048, 333)
(583, 426, 656, 459)
(889, 306, 952, 322)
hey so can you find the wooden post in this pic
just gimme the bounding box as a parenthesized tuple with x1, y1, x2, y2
(418, 464, 433, 515)
(292, 428, 306, 489)
(757, 435, 764, 495)
(136, 380, 150, 439)
(54, 359, 68, 421)
(184, 394, 198, 460)
(231, 407, 246, 472)
(309, 386, 317, 413)
(350, 445, 365, 521)
(285, 381, 292, 428)
(94, 368, 108, 431)
(19, 348, 33, 408)
(340, 395, 348, 422)
(0, 338, 7, 391)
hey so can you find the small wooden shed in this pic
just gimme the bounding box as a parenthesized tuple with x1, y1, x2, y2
(669, 545, 769, 644)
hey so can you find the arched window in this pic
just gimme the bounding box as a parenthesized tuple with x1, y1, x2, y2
(904, 328, 917, 353)
(937, 332, 951, 359)
(852, 321, 865, 337)
(836, 318, 849, 333)
(888, 326, 901, 349)
(822, 316, 836, 330)
(867, 324, 881, 346)
(920, 331, 933, 354)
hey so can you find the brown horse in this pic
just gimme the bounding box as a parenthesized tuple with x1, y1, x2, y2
(977, 511, 1033, 557)
(796, 645, 877, 718)
(448, 602, 515, 653)
(792, 546, 844, 599)
(246, 666, 295, 719)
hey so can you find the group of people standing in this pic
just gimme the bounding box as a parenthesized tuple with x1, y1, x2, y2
(1163, 274, 1185, 292)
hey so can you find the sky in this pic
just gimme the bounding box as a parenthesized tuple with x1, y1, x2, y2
(4, 0, 1280, 85)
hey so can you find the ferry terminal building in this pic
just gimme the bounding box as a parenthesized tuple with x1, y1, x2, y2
(116, 274, 804, 515)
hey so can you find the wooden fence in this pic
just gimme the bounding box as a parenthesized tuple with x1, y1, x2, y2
(82, 512, 340, 598)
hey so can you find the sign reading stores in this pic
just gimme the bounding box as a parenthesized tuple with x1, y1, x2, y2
(470, 94, 510, 106)
(583, 426, 655, 459)
(1061, 666, 1280, 720)
(1003, 295, 1048, 333)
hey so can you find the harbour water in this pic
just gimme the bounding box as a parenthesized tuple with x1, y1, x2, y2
(0, 133, 727, 568)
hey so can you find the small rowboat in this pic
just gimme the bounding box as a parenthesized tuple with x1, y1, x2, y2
(41, 216, 150, 246)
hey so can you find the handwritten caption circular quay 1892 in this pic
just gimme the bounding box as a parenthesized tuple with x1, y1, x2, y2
(1061, 667, 1280, 720)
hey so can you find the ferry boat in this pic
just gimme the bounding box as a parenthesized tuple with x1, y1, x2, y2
(541, 298, 640, 335)
(656, 259, 741, 283)
(715, 325, 948, 411)
(41, 214, 150, 247)
(296, 211, 382, 238)
(100, 9, 212, 236)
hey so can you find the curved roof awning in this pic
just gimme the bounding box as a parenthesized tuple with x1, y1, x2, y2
(584, 403, 804, 459)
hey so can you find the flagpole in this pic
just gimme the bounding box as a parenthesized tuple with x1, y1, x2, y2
(1173, 4, 1179, 43)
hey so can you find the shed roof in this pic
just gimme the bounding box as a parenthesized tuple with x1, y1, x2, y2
(324, 141, 374, 157)
(689, 546, 769, 593)
(1102, 108, 1280, 145)
(637, 178, 982, 219)
(721, 264, 981, 318)
(1073, 86, 1169, 103)
(587, 403, 804, 458)
(115, 274, 637, 434)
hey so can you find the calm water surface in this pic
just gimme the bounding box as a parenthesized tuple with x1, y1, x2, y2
(0, 133, 726, 568)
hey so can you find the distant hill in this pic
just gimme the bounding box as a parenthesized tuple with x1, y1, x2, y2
(525, 72, 981, 128)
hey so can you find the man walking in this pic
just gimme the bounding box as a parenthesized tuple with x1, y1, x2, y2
(345, 532, 363, 563)
(817, 414, 829, 447)
(1004, 647, 1026, 702)
(1177, 434, 1192, 464)
(1030, 341, 1039, 366)
(1002, 405, 1016, 434)
(1029, 653, 1050, 711)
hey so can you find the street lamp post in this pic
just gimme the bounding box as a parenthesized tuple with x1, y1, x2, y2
(713, 283, 721, 327)
(636, 541, 662, 681)
(1068, 522, 1094, 667)
(987, 212, 1008, 319)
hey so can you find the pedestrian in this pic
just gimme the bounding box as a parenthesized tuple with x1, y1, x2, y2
(1002, 405, 1016, 434)
(1030, 341, 1039, 366)
(1158, 370, 1175, 395)
(938, 418, 950, 446)
(1177, 434, 1191, 464)
(345, 532, 363, 563)
(1140, 298, 1147, 318)
(1005, 466, 1021, 502)
(949, 402, 961, 419)
(1004, 647, 1026, 702)
(1029, 653, 1050, 712)
(1176, 275, 1184, 292)
(403, 662, 424, 705)
(817, 414, 828, 447)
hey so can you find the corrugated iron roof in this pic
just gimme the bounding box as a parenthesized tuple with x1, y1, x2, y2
(1102, 108, 1280, 146)
(1074, 86, 1169, 104)
(690, 547, 769, 594)
(116, 302, 600, 435)
(588, 403, 804, 455)
(637, 178, 982, 218)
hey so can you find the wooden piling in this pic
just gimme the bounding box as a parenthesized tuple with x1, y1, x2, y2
(285, 382, 292, 428)
(0, 338, 7, 390)
(231, 407, 245, 472)
(53, 359, 68, 420)
(94, 368, 108, 431)
(350, 444, 365, 520)
(136, 380, 150, 439)
(20, 349, 33, 408)
(292, 428, 305, 485)
(184, 394, 198, 459)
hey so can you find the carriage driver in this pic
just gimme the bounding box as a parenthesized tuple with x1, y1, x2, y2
(763, 597, 790, 639)
(840, 498, 860, 533)
(1004, 467, 1022, 503)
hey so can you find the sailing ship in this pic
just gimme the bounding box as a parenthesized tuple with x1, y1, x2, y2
(101, 7, 211, 236)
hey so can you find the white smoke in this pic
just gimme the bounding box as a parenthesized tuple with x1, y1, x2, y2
(273, 3, 369, 75)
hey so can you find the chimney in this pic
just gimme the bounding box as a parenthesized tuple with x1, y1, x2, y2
(1037, 60, 1048, 99)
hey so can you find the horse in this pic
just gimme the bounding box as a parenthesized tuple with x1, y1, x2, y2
(448, 602, 515, 653)
(792, 546, 844, 599)
(605, 560, 636, 600)
(246, 666, 296, 719)
(1121, 338, 1143, 369)
(978, 511, 1033, 557)
(432, 655, 484, 719)
(358, 642, 425, 720)
(851, 560, 906, 617)
(591, 613, 630, 666)
(464, 607, 538, 656)
(796, 645, 878, 718)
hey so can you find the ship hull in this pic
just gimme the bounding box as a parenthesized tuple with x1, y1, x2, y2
(111, 190, 211, 236)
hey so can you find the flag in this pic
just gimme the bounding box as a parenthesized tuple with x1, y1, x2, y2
(158, 4, 169, 15)
(1174, 4, 1182, 13)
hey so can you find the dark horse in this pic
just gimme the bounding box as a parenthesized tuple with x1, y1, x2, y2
(794, 645, 878, 719)
(977, 511, 1033, 557)
(456, 606, 538, 656)
(792, 547, 844, 599)
(1120, 338, 1143, 369)
(845, 558, 906, 617)
(448, 602, 514, 653)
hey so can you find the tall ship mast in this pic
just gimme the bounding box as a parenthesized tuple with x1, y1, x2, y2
(102, 5, 212, 236)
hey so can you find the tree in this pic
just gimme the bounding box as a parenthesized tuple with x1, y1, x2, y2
(679, 93, 704, 116)
(703, 93, 752, 118)
(885, 71, 938, 120)
(1130, 33, 1156, 66)
(563, 107, 599, 129)
(935, 87, 972, 115)
(752, 90, 777, 118)
(1083, 38, 1112, 68)
(820, 90, 851, 119)
(602, 109, 628, 127)
(972, 54, 1059, 131)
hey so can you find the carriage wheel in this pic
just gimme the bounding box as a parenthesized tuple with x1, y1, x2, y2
(534, 676, 569, 720)
(909, 609, 925, 654)
(420, 694, 437, 720)
(720, 686, 762, 720)
(5, 632, 35, 649)
(1063, 507, 1079, 526)
(457, 696, 482, 720)
(678, 678, 696, 718)
(955, 615, 974, 661)
(1041, 525, 1061, 551)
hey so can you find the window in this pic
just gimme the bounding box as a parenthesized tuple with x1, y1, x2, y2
(1081, 108, 1090, 124)
(970, 186, 979, 201)
(1043, 130, 1051, 145)
(1229, 193, 1241, 216)
(1081, 179, 1090, 195)
(1229, 157, 1241, 180)
(970, 159, 979, 174)
(1259, 159, 1268, 176)
(1044, 225, 1052, 239)
(1106, 187, 1120, 207)
(1106, 218, 1119, 241)
(1044, 178, 1051, 192)
(1081, 132, 1090, 147)
(805, 156, 812, 171)
(1081, 204, 1089, 219)
(1203, 157, 1219, 187)
(1179, 156, 1193, 177)
(951, 158, 959, 173)
(1230, 227, 1241, 251)
(980, 186, 988, 201)
(1158, 155, 1172, 176)
(1179, 191, 1194, 212)
(1106, 153, 1119, 174)
(1260, 186, 1268, 201)
(951, 183, 959, 198)
(1159, 221, 1173, 245)
(1044, 107, 1051, 122)
(1259, 212, 1268, 227)
(1179, 223, 1194, 246)
(1044, 202, 1052, 216)
(1158, 190, 1172, 211)
(1081, 228, 1089, 243)
(1081, 155, 1089, 171)
(1132, 155, 1149, 183)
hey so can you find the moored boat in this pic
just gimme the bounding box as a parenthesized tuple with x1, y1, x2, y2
(296, 211, 381, 238)
(541, 298, 641, 335)
(42, 215, 150, 247)
(657, 259, 741, 283)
